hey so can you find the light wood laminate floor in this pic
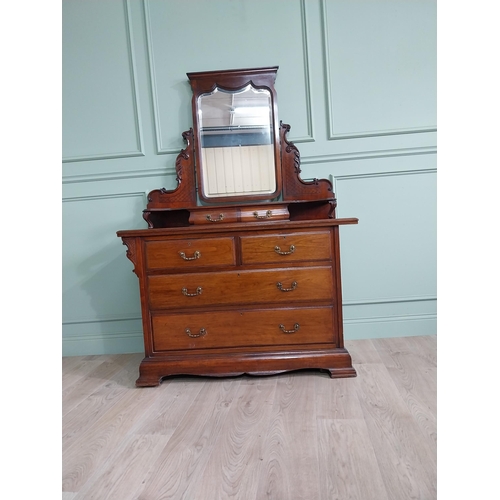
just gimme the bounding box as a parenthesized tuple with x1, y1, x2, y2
(62, 335, 437, 500)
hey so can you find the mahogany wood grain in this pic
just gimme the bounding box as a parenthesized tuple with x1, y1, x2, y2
(147, 266, 334, 310)
(144, 129, 197, 209)
(280, 122, 335, 202)
(239, 204, 289, 222)
(119, 220, 356, 386)
(145, 236, 236, 270)
(116, 67, 358, 384)
(151, 306, 335, 351)
(117, 218, 359, 240)
(288, 199, 336, 220)
(187, 204, 290, 225)
(189, 208, 239, 225)
(240, 230, 332, 264)
(331, 225, 345, 348)
(135, 349, 355, 387)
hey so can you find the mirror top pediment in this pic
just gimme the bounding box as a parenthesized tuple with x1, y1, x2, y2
(187, 66, 279, 93)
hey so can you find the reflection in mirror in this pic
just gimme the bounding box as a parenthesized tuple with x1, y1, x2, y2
(198, 84, 276, 198)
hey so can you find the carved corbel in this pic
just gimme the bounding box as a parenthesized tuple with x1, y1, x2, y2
(280, 122, 335, 202)
(145, 128, 197, 209)
(121, 237, 138, 276)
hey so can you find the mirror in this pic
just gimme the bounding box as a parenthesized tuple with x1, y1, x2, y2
(188, 67, 281, 203)
(198, 85, 275, 199)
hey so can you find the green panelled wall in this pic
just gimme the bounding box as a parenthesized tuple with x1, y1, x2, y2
(62, 0, 437, 356)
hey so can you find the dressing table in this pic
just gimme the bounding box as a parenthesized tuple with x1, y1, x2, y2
(117, 67, 358, 386)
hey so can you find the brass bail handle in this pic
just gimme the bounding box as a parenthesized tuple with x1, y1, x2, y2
(206, 213, 224, 222)
(279, 323, 300, 334)
(276, 281, 298, 292)
(253, 210, 272, 219)
(179, 250, 201, 261)
(185, 328, 207, 338)
(182, 286, 202, 297)
(274, 244, 295, 255)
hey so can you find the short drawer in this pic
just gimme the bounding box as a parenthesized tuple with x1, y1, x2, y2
(240, 231, 332, 265)
(152, 306, 335, 351)
(148, 266, 333, 309)
(145, 237, 236, 270)
(189, 208, 238, 225)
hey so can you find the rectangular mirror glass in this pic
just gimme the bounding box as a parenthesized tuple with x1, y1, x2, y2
(198, 84, 276, 198)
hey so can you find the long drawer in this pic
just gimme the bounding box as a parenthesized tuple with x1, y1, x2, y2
(148, 266, 333, 309)
(240, 231, 332, 264)
(152, 306, 335, 351)
(145, 237, 236, 270)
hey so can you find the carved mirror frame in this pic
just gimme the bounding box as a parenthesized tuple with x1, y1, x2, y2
(187, 66, 282, 204)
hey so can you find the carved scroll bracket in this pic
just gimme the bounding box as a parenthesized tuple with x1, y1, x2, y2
(145, 129, 197, 210)
(280, 122, 335, 202)
(121, 237, 139, 276)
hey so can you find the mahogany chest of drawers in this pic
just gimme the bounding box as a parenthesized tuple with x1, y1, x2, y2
(118, 219, 357, 386)
(117, 66, 358, 386)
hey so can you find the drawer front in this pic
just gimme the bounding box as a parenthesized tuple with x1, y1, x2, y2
(152, 306, 335, 351)
(240, 231, 332, 265)
(189, 208, 238, 225)
(145, 237, 236, 270)
(240, 204, 289, 223)
(148, 266, 333, 309)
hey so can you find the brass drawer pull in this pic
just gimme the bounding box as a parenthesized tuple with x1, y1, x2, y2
(274, 244, 295, 255)
(206, 213, 224, 222)
(185, 327, 207, 338)
(179, 250, 201, 261)
(182, 286, 202, 297)
(253, 210, 272, 219)
(279, 323, 300, 334)
(276, 281, 298, 292)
